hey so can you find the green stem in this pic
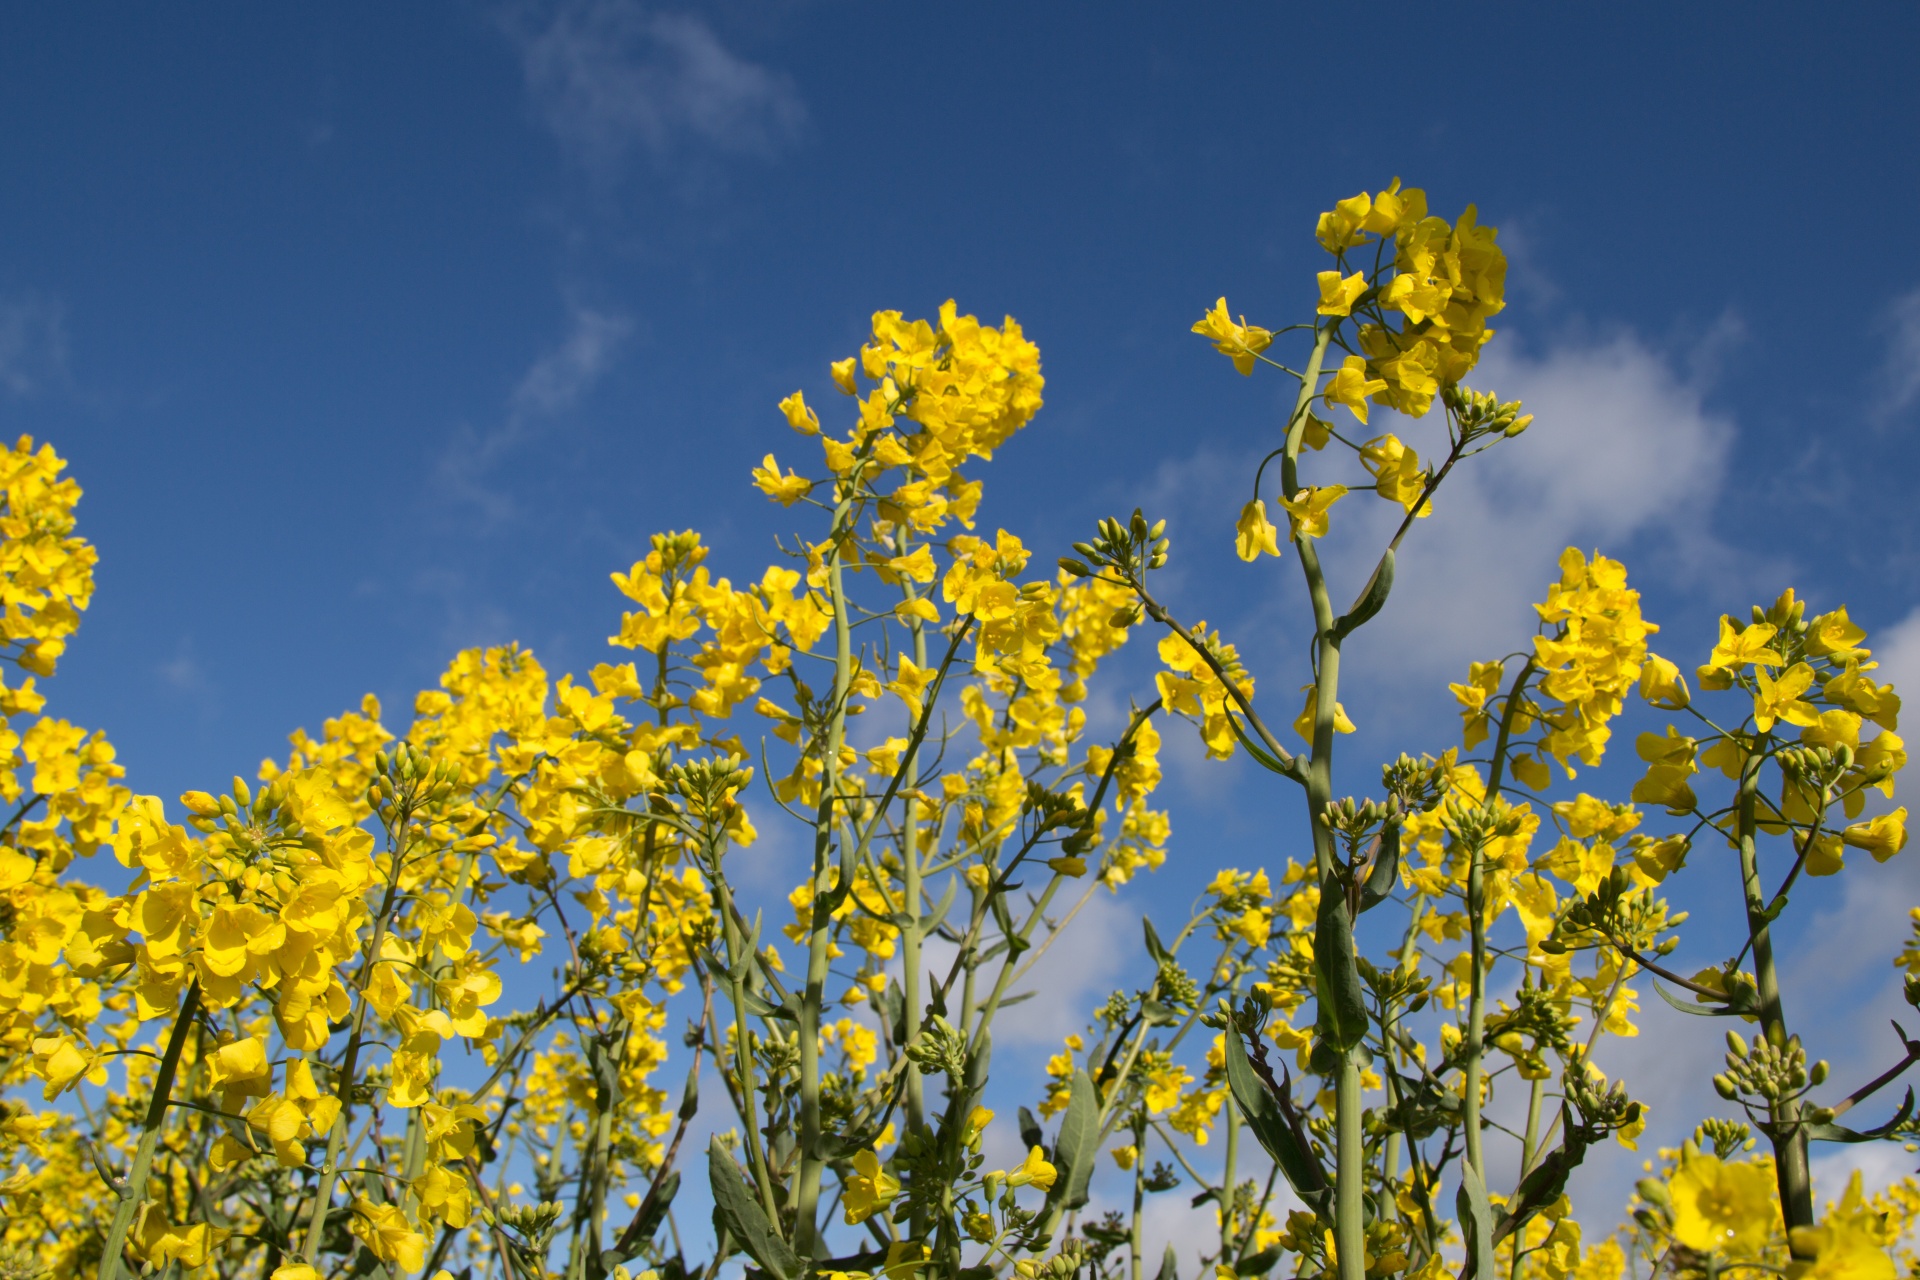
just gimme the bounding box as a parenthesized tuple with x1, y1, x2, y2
(792, 508, 856, 1261)
(98, 980, 201, 1280)
(1735, 742, 1813, 1242)
(1283, 326, 1363, 1280)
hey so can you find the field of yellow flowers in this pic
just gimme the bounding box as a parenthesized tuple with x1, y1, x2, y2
(1, 182, 1915, 1280)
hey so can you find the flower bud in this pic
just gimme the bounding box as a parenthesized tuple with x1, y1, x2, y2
(180, 791, 220, 817)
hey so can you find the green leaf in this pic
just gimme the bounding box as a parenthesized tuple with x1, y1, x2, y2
(1155, 1245, 1179, 1280)
(1805, 1088, 1914, 1143)
(1331, 548, 1395, 642)
(1313, 882, 1369, 1053)
(1221, 1025, 1330, 1217)
(1051, 1070, 1101, 1211)
(1143, 916, 1169, 964)
(1457, 1163, 1496, 1280)
(707, 1137, 800, 1280)
(603, 1171, 679, 1268)
(1234, 1246, 1283, 1277)
(1650, 977, 1757, 1019)
(1359, 820, 1400, 913)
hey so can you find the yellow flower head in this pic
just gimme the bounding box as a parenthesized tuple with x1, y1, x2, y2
(1668, 1154, 1775, 1255)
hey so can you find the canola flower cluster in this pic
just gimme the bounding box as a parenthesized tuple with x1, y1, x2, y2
(0, 180, 1912, 1280)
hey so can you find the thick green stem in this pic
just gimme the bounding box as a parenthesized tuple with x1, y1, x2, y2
(716, 877, 779, 1220)
(1335, 1059, 1365, 1278)
(1282, 325, 1363, 1280)
(1735, 744, 1813, 1241)
(793, 514, 856, 1261)
(98, 980, 201, 1280)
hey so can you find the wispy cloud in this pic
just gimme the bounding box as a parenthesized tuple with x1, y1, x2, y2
(0, 294, 69, 397)
(1874, 286, 1920, 422)
(436, 304, 631, 522)
(504, 0, 805, 175)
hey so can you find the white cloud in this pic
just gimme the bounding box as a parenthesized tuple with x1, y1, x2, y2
(1331, 330, 1744, 708)
(507, 0, 805, 173)
(0, 295, 69, 397)
(1872, 607, 1920, 722)
(1874, 287, 1920, 421)
(436, 304, 631, 521)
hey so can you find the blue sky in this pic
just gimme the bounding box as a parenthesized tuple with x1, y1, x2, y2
(8, 0, 1920, 1241)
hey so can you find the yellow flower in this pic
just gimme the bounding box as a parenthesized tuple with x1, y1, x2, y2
(1235, 499, 1281, 562)
(1292, 685, 1357, 743)
(829, 358, 858, 396)
(1316, 270, 1367, 317)
(751, 454, 813, 506)
(1707, 617, 1782, 672)
(1359, 434, 1430, 515)
(1006, 1145, 1058, 1191)
(1803, 606, 1867, 660)
(1192, 298, 1273, 375)
(1316, 192, 1375, 253)
(842, 1148, 900, 1224)
(1668, 1154, 1775, 1254)
(1638, 654, 1690, 710)
(1842, 808, 1907, 862)
(1277, 485, 1348, 540)
(964, 1106, 994, 1148)
(1323, 356, 1387, 424)
(1111, 1144, 1138, 1170)
(1753, 662, 1819, 732)
(778, 390, 820, 434)
(351, 1198, 428, 1272)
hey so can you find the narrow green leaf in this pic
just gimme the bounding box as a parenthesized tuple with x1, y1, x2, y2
(1359, 821, 1401, 913)
(1051, 1070, 1101, 1210)
(1650, 977, 1756, 1019)
(1221, 1025, 1330, 1216)
(1313, 882, 1369, 1053)
(1143, 916, 1169, 964)
(1155, 1245, 1179, 1280)
(1457, 1163, 1496, 1280)
(708, 1136, 800, 1280)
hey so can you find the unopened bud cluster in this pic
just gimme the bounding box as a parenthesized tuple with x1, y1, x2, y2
(1714, 1030, 1829, 1115)
(1060, 508, 1169, 582)
(1443, 384, 1532, 438)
